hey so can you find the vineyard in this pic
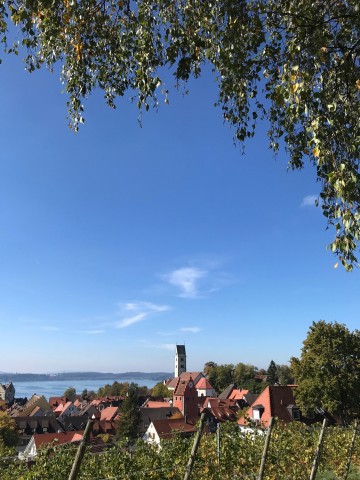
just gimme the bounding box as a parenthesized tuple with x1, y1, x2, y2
(1, 420, 359, 479)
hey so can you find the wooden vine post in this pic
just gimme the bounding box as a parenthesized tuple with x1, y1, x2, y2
(343, 419, 359, 480)
(257, 416, 274, 480)
(309, 418, 328, 480)
(68, 417, 94, 480)
(183, 413, 206, 480)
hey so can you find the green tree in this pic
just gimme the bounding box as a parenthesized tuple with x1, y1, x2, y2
(208, 364, 234, 393)
(203, 361, 217, 376)
(233, 362, 259, 390)
(63, 386, 76, 402)
(276, 364, 294, 385)
(267, 360, 278, 384)
(151, 382, 171, 398)
(1, 1, 360, 267)
(0, 411, 18, 447)
(116, 383, 140, 444)
(291, 320, 360, 425)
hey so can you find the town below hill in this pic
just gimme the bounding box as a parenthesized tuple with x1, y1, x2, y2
(0, 371, 172, 383)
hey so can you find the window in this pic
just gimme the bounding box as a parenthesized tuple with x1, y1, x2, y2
(292, 408, 301, 420)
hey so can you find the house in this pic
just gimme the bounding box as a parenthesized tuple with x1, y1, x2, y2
(139, 406, 182, 435)
(238, 385, 301, 428)
(61, 415, 89, 432)
(76, 401, 100, 420)
(54, 401, 79, 422)
(92, 419, 117, 436)
(173, 376, 199, 420)
(218, 384, 236, 400)
(9, 395, 53, 417)
(91, 396, 123, 410)
(195, 377, 216, 398)
(14, 416, 64, 454)
(100, 406, 119, 422)
(19, 431, 84, 460)
(49, 396, 68, 410)
(224, 388, 259, 409)
(166, 371, 205, 392)
(143, 418, 198, 446)
(201, 398, 239, 432)
(0, 382, 15, 404)
(142, 399, 172, 408)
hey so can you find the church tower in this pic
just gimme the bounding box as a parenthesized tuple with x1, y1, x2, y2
(175, 345, 186, 377)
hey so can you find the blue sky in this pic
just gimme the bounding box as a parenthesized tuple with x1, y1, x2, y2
(0, 53, 358, 374)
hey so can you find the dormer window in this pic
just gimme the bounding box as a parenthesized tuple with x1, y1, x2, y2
(252, 404, 264, 421)
(292, 409, 300, 420)
(287, 404, 301, 420)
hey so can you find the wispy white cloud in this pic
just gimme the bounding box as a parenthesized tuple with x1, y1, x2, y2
(39, 325, 60, 332)
(115, 301, 170, 329)
(165, 267, 207, 298)
(123, 301, 170, 313)
(301, 195, 320, 207)
(115, 312, 147, 328)
(83, 330, 104, 335)
(158, 326, 201, 336)
(180, 327, 201, 333)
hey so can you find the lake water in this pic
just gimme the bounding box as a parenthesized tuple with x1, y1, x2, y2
(13, 378, 158, 400)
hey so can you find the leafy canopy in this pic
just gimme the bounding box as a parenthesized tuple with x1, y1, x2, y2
(291, 320, 360, 425)
(116, 382, 140, 443)
(151, 381, 171, 398)
(1, 0, 360, 267)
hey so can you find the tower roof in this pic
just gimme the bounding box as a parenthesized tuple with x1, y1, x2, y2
(176, 345, 186, 355)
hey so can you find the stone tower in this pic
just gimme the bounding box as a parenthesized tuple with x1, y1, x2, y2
(175, 345, 186, 377)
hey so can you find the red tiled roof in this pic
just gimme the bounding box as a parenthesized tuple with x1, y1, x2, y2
(238, 385, 297, 427)
(174, 375, 196, 396)
(49, 397, 67, 409)
(167, 373, 204, 390)
(34, 431, 83, 449)
(93, 420, 116, 434)
(100, 406, 119, 422)
(201, 398, 238, 422)
(229, 389, 249, 400)
(145, 401, 171, 408)
(152, 418, 197, 439)
(165, 377, 179, 389)
(195, 377, 214, 390)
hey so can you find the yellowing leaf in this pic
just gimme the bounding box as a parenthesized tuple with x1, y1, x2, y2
(356, 79, 360, 90)
(313, 147, 320, 157)
(334, 262, 338, 269)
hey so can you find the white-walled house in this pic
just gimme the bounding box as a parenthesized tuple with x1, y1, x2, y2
(19, 432, 83, 460)
(143, 418, 197, 446)
(54, 401, 79, 422)
(195, 377, 216, 398)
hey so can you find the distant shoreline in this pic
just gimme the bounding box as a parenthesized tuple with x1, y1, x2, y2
(0, 371, 173, 383)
